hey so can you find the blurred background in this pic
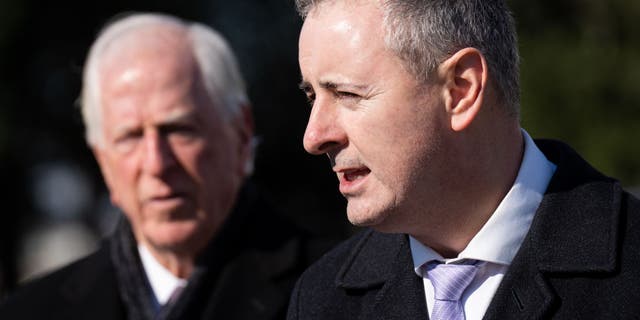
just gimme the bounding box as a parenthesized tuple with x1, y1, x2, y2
(0, 0, 638, 298)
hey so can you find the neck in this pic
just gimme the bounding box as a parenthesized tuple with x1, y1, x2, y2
(142, 242, 195, 279)
(412, 120, 523, 258)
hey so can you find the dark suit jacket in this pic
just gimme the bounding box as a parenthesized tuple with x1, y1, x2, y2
(0, 183, 331, 320)
(287, 140, 640, 319)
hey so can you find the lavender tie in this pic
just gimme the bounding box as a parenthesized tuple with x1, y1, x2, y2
(426, 262, 479, 320)
(166, 284, 185, 306)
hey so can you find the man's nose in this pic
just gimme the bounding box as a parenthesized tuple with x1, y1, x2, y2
(303, 97, 347, 155)
(143, 131, 176, 175)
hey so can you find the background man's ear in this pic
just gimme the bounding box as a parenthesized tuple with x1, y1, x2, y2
(236, 104, 255, 176)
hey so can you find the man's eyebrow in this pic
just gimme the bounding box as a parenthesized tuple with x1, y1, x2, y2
(319, 81, 369, 92)
(298, 81, 313, 92)
(298, 80, 371, 93)
(156, 110, 199, 130)
(163, 109, 195, 123)
(112, 122, 139, 137)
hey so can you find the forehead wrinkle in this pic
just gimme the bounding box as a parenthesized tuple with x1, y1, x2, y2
(108, 104, 196, 137)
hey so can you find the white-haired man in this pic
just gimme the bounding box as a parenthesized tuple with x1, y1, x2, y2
(0, 13, 317, 320)
(288, 0, 640, 319)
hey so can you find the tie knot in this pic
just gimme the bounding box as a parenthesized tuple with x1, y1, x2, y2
(426, 262, 478, 301)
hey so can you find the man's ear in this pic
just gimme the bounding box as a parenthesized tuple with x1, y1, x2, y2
(235, 104, 255, 176)
(92, 146, 119, 206)
(438, 47, 488, 131)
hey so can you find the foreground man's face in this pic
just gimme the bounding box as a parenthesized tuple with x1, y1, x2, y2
(95, 34, 246, 255)
(299, 1, 450, 232)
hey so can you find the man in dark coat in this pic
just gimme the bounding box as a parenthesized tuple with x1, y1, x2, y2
(1, 184, 318, 319)
(0, 13, 322, 320)
(289, 0, 640, 319)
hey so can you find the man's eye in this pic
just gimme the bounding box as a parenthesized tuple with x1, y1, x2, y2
(336, 91, 360, 99)
(113, 131, 142, 153)
(170, 125, 194, 134)
(115, 131, 142, 143)
(305, 93, 316, 106)
(164, 124, 200, 142)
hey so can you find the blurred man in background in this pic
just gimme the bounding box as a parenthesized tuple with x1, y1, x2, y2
(288, 0, 640, 319)
(0, 12, 319, 319)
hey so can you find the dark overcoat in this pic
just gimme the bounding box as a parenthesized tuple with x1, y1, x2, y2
(287, 140, 640, 319)
(0, 184, 329, 320)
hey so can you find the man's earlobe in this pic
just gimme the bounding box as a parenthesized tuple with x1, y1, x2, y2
(237, 104, 255, 176)
(440, 48, 487, 132)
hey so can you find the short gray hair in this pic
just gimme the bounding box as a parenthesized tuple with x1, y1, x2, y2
(81, 13, 249, 147)
(296, 0, 520, 117)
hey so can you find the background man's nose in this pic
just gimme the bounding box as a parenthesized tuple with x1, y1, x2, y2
(143, 131, 176, 175)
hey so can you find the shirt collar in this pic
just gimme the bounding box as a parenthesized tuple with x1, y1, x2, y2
(410, 129, 556, 275)
(138, 244, 188, 305)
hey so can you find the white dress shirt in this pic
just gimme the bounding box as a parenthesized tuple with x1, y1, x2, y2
(409, 130, 556, 320)
(138, 244, 188, 306)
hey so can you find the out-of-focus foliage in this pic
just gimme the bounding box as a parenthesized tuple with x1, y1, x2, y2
(510, 0, 640, 186)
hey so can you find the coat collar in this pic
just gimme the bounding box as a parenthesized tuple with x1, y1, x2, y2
(483, 139, 623, 319)
(528, 139, 620, 273)
(336, 230, 428, 319)
(336, 230, 405, 289)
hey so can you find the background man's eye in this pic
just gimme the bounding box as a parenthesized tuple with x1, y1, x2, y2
(113, 132, 142, 154)
(115, 131, 143, 144)
(165, 124, 201, 143)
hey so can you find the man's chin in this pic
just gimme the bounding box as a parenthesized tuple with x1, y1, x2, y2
(143, 221, 206, 253)
(346, 200, 402, 233)
(347, 206, 386, 228)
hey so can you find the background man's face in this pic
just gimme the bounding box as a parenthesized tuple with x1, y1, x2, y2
(94, 36, 247, 254)
(299, 1, 451, 233)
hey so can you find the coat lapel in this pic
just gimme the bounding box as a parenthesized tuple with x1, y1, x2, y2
(168, 183, 309, 320)
(336, 231, 428, 320)
(484, 140, 622, 319)
(60, 244, 126, 320)
(202, 238, 303, 319)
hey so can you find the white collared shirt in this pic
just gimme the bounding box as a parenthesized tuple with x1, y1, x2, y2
(409, 129, 556, 320)
(138, 244, 188, 306)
